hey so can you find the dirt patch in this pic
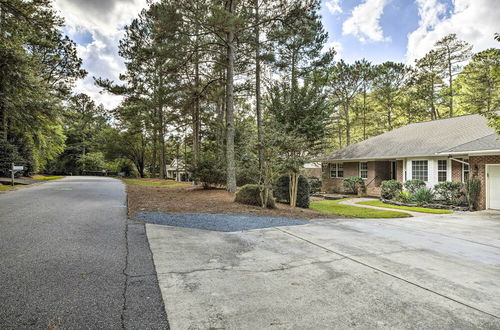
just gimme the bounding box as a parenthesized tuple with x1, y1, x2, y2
(126, 183, 342, 220)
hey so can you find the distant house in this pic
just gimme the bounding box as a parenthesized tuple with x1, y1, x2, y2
(316, 113, 500, 210)
(165, 159, 189, 182)
(302, 162, 322, 178)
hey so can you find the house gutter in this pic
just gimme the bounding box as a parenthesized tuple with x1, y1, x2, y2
(435, 149, 500, 156)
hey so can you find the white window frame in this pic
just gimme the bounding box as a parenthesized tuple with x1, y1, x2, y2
(411, 160, 429, 182)
(359, 162, 368, 179)
(437, 159, 447, 182)
(330, 163, 344, 178)
(462, 159, 469, 182)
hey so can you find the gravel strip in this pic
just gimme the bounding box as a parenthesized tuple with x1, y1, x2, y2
(134, 212, 308, 232)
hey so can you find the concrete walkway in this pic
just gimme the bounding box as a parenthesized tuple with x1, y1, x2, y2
(340, 197, 435, 217)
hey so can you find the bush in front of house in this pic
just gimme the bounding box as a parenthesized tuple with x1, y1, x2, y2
(381, 180, 403, 200)
(434, 182, 463, 205)
(404, 179, 426, 193)
(465, 177, 481, 211)
(308, 177, 322, 194)
(343, 176, 365, 194)
(235, 184, 276, 208)
(396, 190, 412, 203)
(274, 174, 310, 208)
(410, 187, 435, 205)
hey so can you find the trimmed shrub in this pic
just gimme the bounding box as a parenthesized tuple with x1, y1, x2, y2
(381, 180, 403, 200)
(343, 176, 365, 194)
(235, 184, 275, 209)
(274, 174, 310, 208)
(434, 181, 463, 205)
(0, 140, 24, 177)
(190, 155, 226, 188)
(308, 177, 322, 194)
(396, 190, 412, 203)
(410, 188, 435, 205)
(465, 177, 481, 211)
(404, 179, 426, 193)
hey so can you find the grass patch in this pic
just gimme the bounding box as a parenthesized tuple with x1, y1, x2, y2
(310, 199, 412, 218)
(0, 185, 15, 191)
(122, 178, 190, 188)
(357, 200, 453, 214)
(32, 175, 64, 181)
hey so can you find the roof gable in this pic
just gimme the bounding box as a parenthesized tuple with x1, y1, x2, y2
(318, 114, 496, 161)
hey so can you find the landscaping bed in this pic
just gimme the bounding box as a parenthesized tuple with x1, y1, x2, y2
(125, 178, 342, 220)
(310, 199, 412, 218)
(380, 199, 468, 212)
(358, 200, 453, 214)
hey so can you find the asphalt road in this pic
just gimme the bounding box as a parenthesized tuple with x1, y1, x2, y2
(0, 176, 168, 329)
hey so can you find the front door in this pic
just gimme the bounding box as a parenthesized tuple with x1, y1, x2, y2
(390, 161, 397, 180)
(487, 165, 500, 210)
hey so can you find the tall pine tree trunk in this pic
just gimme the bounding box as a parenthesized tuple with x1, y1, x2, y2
(225, 0, 236, 193)
(255, 0, 264, 181)
(192, 38, 201, 167)
(448, 56, 453, 117)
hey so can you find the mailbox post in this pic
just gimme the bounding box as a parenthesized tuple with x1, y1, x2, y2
(10, 163, 24, 186)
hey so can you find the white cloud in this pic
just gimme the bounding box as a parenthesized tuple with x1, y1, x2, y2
(324, 41, 343, 60)
(325, 0, 342, 14)
(53, 0, 148, 109)
(406, 0, 500, 62)
(342, 0, 391, 43)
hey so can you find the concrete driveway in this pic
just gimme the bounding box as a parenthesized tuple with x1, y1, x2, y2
(147, 212, 500, 329)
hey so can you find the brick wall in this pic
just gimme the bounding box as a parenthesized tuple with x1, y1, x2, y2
(321, 162, 359, 193)
(451, 159, 463, 182)
(469, 155, 500, 210)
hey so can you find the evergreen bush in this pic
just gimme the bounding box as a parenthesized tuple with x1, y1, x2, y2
(343, 176, 365, 194)
(235, 184, 275, 208)
(465, 177, 481, 211)
(404, 179, 426, 193)
(308, 177, 322, 194)
(0, 140, 24, 177)
(434, 181, 463, 205)
(274, 174, 310, 208)
(190, 154, 226, 188)
(380, 180, 402, 200)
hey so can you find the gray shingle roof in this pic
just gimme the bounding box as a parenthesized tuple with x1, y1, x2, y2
(317, 113, 497, 161)
(438, 134, 500, 154)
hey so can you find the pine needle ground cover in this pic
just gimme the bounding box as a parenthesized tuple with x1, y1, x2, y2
(310, 199, 411, 218)
(357, 200, 452, 214)
(121, 178, 190, 188)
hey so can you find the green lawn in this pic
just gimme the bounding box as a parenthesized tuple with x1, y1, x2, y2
(33, 175, 64, 181)
(122, 178, 190, 187)
(0, 185, 15, 191)
(356, 200, 452, 214)
(310, 199, 412, 218)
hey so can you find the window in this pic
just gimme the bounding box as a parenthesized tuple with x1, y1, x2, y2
(412, 160, 428, 181)
(438, 160, 447, 182)
(330, 163, 344, 178)
(359, 162, 368, 179)
(463, 160, 469, 182)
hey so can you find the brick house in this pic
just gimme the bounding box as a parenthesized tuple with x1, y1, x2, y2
(317, 113, 500, 210)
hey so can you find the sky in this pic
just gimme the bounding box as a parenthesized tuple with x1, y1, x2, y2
(52, 0, 500, 109)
